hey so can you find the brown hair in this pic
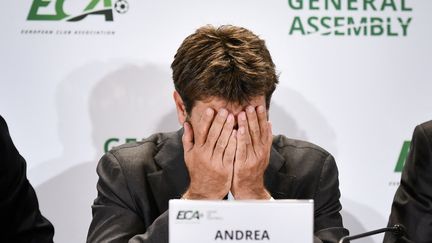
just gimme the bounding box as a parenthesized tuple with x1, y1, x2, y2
(171, 25, 278, 114)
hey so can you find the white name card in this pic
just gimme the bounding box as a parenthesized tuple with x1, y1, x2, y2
(169, 199, 314, 243)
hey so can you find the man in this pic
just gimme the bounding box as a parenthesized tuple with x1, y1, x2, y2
(87, 25, 348, 242)
(384, 120, 432, 243)
(0, 115, 54, 242)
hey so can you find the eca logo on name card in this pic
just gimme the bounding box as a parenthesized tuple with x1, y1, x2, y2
(27, 0, 129, 22)
(176, 211, 203, 220)
(176, 210, 223, 222)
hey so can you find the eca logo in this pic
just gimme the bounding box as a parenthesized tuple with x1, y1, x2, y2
(176, 210, 203, 220)
(27, 0, 129, 21)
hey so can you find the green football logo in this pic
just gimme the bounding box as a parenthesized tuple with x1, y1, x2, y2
(27, 0, 129, 21)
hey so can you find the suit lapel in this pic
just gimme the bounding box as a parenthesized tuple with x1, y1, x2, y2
(147, 129, 190, 213)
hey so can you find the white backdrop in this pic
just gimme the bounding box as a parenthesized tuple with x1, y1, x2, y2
(1, 1, 431, 242)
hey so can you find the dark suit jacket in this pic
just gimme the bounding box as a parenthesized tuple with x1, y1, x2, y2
(384, 121, 432, 243)
(88, 130, 348, 243)
(0, 115, 54, 243)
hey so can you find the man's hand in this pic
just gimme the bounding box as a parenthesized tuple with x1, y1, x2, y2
(182, 108, 237, 200)
(232, 105, 272, 200)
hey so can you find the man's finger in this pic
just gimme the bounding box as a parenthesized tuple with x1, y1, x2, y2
(238, 111, 254, 156)
(235, 125, 247, 163)
(182, 122, 194, 152)
(267, 121, 273, 144)
(195, 108, 214, 146)
(223, 129, 237, 168)
(205, 108, 228, 150)
(256, 105, 269, 143)
(213, 113, 234, 160)
(246, 106, 261, 147)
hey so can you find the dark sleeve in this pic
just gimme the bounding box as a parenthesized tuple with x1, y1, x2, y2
(0, 115, 54, 243)
(384, 123, 432, 243)
(87, 152, 168, 243)
(313, 154, 349, 243)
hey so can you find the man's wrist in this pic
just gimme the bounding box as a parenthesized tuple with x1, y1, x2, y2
(181, 190, 205, 200)
(233, 187, 271, 200)
(181, 189, 225, 200)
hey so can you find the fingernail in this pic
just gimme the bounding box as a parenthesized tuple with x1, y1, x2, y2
(239, 112, 246, 121)
(206, 108, 213, 116)
(247, 106, 254, 113)
(219, 108, 228, 117)
(227, 114, 233, 123)
(257, 106, 265, 113)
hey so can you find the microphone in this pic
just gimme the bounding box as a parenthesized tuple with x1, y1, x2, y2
(338, 224, 406, 243)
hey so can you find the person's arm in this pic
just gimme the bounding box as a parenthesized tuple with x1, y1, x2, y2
(313, 154, 349, 243)
(87, 152, 168, 243)
(384, 122, 432, 243)
(0, 115, 54, 243)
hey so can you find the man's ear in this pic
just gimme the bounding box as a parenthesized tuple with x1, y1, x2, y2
(173, 91, 187, 124)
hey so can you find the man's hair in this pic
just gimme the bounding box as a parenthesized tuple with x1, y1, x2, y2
(171, 25, 278, 114)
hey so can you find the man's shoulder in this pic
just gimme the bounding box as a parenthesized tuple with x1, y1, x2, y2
(105, 130, 181, 172)
(110, 131, 176, 154)
(271, 135, 339, 199)
(272, 134, 330, 160)
(271, 135, 335, 180)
